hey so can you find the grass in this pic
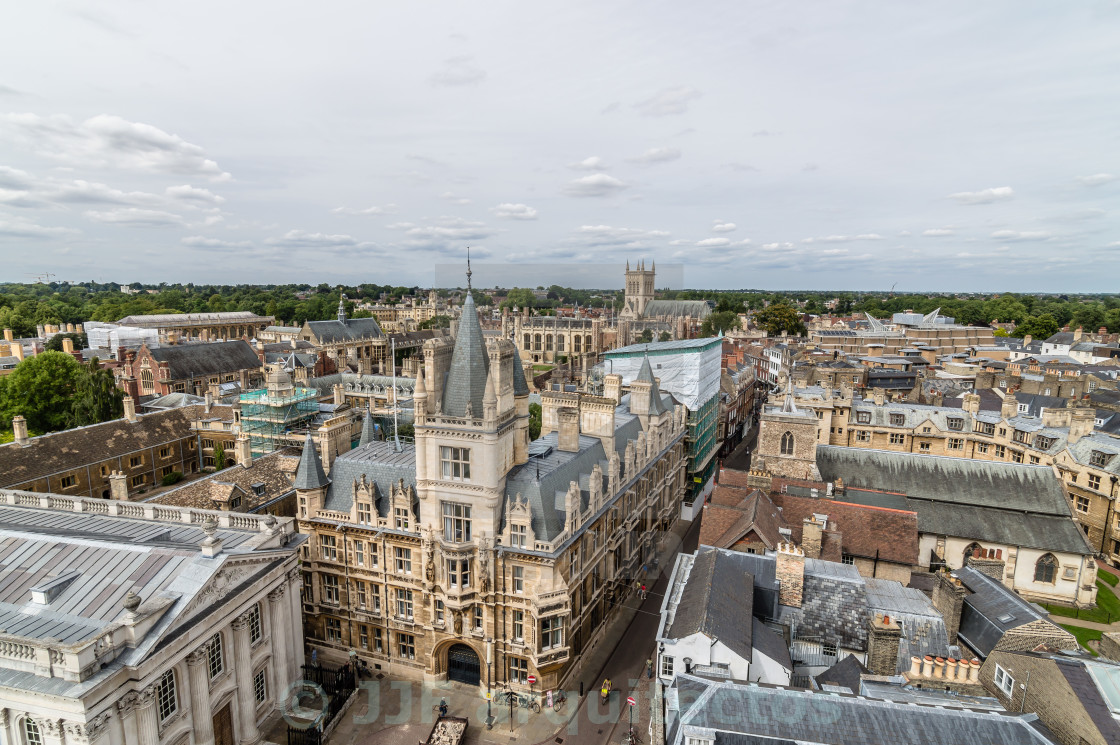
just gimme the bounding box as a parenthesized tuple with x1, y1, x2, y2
(1101, 571, 1119, 588)
(1060, 624, 1101, 656)
(531, 365, 554, 372)
(1044, 579, 1120, 624)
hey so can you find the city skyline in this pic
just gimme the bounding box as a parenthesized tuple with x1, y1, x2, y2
(0, 2, 1118, 291)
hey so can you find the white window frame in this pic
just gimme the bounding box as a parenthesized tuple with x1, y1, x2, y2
(994, 664, 1015, 696)
(660, 655, 674, 678)
(440, 446, 471, 481)
(442, 502, 472, 543)
(207, 634, 224, 679)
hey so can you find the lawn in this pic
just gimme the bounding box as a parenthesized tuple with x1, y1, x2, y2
(1044, 579, 1120, 624)
(1060, 623, 1101, 656)
(1102, 570, 1120, 588)
(531, 365, 554, 372)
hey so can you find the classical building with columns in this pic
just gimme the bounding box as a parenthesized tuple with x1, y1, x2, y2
(0, 490, 305, 745)
(294, 281, 690, 694)
(113, 311, 275, 343)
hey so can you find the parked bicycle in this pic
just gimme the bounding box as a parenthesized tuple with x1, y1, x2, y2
(504, 688, 540, 713)
(551, 688, 567, 712)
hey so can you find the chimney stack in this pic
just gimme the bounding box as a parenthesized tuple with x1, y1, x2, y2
(801, 516, 824, 560)
(1068, 407, 1094, 444)
(3, 328, 12, 342)
(1074, 326, 1083, 342)
(1000, 392, 1018, 420)
(932, 572, 968, 645)
(557, 407, 580, 453)
(204, 391, 213, 413)
(12, 415, 29, 446)
(965, 547, 1006, 582)
(109, 471, 129, 500)
(962, 392, 980, 415)
(62, 337, 74, 354)
(123, 395, 138, 423)
(776, 542, 805, 608)
(235, 432, 252, 468)
(603, 373, 622, 405)
(872, 388, 885, 406)
(11, 342, 24, 361)
(867, 613, 902, 676)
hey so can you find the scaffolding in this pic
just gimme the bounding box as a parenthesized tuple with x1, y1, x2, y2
(240, 368, 319, 456)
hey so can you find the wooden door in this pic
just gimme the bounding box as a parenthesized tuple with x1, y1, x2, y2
(213, 703, 234, 745)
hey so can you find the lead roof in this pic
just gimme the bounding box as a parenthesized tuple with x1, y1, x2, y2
(441, 293, 490, 417)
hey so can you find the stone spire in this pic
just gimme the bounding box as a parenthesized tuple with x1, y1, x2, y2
(338, 294, 347, 323)
(359, 408, 376, 447)
(511, 343, 529, 396)
(636, 355, 655, 383)
(293, 433, 330, 490)
(440, 270, 489, 418)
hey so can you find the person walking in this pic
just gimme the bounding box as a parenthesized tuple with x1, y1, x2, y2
(640, 583, 647, 600)
(646, 658, 653, 679)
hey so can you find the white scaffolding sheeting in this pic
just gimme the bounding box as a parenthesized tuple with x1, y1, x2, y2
(83, 322, 160, 351)
(606, 344, 721, 410)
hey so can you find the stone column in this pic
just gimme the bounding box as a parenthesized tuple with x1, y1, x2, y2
(34, 718, 63, 745)
(232, 611, 262, 745)
(187, 646, 214, 745)
(116, 693, 141, 745)
(268, 585, 290, 707)
(287, 568, 306, 676)
(134, 685, 160, 745)
(63, 713, 112, 745)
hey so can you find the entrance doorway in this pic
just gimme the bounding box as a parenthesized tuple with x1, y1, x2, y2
(213, 702, 234, 745)
(447, 644, 481, 686)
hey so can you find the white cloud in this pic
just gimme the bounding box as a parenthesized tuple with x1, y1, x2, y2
(265, 229, 363, 248)
(990, 229, 1051, 241)
(430, 56, 486, 87)
(761, 242, 795, 251)
(490, 203, 538, 220)
(2, 113, 231, 180)
(181, 236, 252, 249)
(440, 191, 472, 205)
(711, 221, 736, 233)
(633, 86, 702, 117)
(0, 189, 46, 208)
(802, 234, 883, 244)
(166, 184, 225, 205)
(0, 216, 79, 239)
(947, 186, 1014, 205)
(0, 166, 32, 189)
(898, 230, 912, 237)
(331, 203, 398, 216)
(389, 216, 496, 250)
(84, 207, 185, 226)
(923, 228, 954, 237)
(574, 225, 669, 248)
(1078, 173, 1117, 187)
(726, 162, 758, 172)
(696, 237, 731, 247)
(568, 156, 607, 171)
(627, 147, 681, 166)
(563, 173, 627, 197)
(49, 180, 162, 205)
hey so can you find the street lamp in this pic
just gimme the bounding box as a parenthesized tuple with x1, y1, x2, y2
(485, 638, 494, 730)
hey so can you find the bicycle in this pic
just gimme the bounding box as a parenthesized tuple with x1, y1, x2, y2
(551, 689, 567, 712)
(622, 729, 642, 745)
(504, 689, 540, 713)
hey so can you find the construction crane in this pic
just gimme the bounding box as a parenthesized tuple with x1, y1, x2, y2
(889, 282, 897, 298)
(25, 271, 56, 284)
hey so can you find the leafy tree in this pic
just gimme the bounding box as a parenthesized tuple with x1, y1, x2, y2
(396, 423, 415, 440)
(214, 442, 226, 471)
(45, 332, 88, 352)
(1072, 303, 1106, 332)
(419, 314, 452, 330)
(659, 331, 671, 342)
(1011, 314, 1059, 340)
(161, 471, 183, 486)
(752, 303, 806, 337)
(992, 328, 1010, 337)
(528, 403, 542, 441)
(701, 311, 742, 337)
(639, 329, 654, 343)
(0, 351, 83, 433)
(70, 358, 125, 427)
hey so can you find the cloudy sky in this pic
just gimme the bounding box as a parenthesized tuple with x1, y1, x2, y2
(1, 2, 1118, 291)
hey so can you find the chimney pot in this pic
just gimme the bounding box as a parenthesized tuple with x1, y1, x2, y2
(123, 395, 138, 423)
(12, 415, 29, 446)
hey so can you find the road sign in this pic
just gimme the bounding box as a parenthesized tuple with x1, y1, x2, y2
(627, 696, 636, 707)
(527, 675, 537, 684)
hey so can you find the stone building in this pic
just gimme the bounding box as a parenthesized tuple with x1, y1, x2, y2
(113, 311, 275, 342)
(510, 312, 602, 368)
(294, 283, 689, 693)
(117, 340, 265, 399)
(298, 298, 387, 375)
(152, 445, 302, 517)
(0, 490, 304, 745)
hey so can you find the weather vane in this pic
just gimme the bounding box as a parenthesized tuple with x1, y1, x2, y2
(466, 246, 472, 292)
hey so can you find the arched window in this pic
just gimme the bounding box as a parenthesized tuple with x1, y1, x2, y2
(963, 542, 983, 563)
(141, 367, 154, 395)
(585, 335, 593, 351)
(557, 335, 565, 352)
(573, 336, 582, 353)
(1035, 554, 1059, 584)
(533, 334, 542, 351)
(23, 718, 42, 745)
(545, 335, 553, 352)
(780, 431, 794, 455)
(523, 333, 531, 349)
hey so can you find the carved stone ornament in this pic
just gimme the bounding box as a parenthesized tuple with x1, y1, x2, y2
(268, 584, 287, 602)
(426, 555, 435, 583)
(122, 590, 142, 613)
(453, 611, 462, 635)
(116, 691, 141, 716)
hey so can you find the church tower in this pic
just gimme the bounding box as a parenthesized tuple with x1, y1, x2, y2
(622, 259, 656, 318)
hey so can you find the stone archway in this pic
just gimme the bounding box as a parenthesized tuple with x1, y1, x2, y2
(446, 643, 481, 686)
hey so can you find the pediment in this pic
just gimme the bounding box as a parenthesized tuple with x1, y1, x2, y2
(178, 557, 275, 624)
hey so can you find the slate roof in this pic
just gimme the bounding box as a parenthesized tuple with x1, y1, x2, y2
(511, 344, 530, 396)
(1066, 433, 1120, 477)
(148, 340, 262, 379)
(752, 617, 793, 670)
(359, 411, 377, 447)
(642, 299, 712, 319)
(303, 317, 384, 344)
(153, 448, 300, 511)
(441, 292, 490, 417)
(1057, 657, 1120, 745)
(667, 675, 1054, 745)
(0, 404, 234, 488)
(864, 577, 954, 669)
(116, 311, 270, 326)
(306, 372, 416, 396)
(665, 548, 756, 663)
(814, 655, 869, 693)
(956, 566, 1059, 658)
(293, 434, 330, 490)
(779, 559, 869, 651)
(321, 440, 416, 517)
(817, 446, 1093, 555)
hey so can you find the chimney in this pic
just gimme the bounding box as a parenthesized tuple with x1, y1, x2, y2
(962, 393, 980, 415)
(932, 572, 967, 645)
(62, 337, 74, 354)
(333, 383, 345, 406)
(965, 547, 1006, 583)
(867, 613, 902, 676)
(871, 387, 885, 406)
(776, 542, 805, 608)
(921, 655, 934, 678)
(3, 328, 12, 342)
(109, 471, 129, 500)
(1074, 326, 1083, 342)
(603, 373, 622, 405)
(204, 391, 213, 413)
(557, 407, 580, 452)
(1068, 407, 1094, 444)
(123, 395, 138, 423)
(11, 342, 23, 361)
(235, 432, 252, 468)
(801, 516, 824, 560)
(1000, 392, 1018, 420)
(1022, 334, 1031, 346)
(12, 415, 29, 446)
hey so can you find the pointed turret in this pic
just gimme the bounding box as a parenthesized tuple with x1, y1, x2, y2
(359, 409, 376, 447)
(636, 355, 655, 383)
(483, 368, 497, 420)
(293, 433, 330, 490)
(440, 290, 489, 417)
(511, 344, 529, 397)
(338, 294, 347, 323)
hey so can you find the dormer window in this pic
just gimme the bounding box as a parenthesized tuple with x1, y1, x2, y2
(856, 412, 871, 424)
(511, 524, 528, 548)
(889, 413, 904, 426)
(946, 417, 964, 431)
(358, 503, 372, 524)
(1036, 436, 1055, 450)
(1091, 451, 1114, 468)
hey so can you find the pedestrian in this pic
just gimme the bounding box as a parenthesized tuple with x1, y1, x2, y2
(640, 583, 647, 600)
(311, 649, 318, 667)
(646, 658, 653, 679)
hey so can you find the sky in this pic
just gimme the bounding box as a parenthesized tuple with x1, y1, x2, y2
(1, 2, 1118, 292)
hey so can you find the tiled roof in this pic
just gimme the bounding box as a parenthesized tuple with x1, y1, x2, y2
(0, 404, 234, 487)
(814, 655, 869, 693)
(778, 558, 869, 651)
(956, 566, 1062, 657)
(322, 440, 416, 516)
(699, 486, 786, 550)
(775, 493, 918, 565)
(304, 317, 384, 344)
(153, 448, 299, 510)
(149, 340, 262, 380)
(666, 548, 756, 663)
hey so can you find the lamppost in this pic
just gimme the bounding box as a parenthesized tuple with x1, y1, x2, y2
(486, 638, 494, 730)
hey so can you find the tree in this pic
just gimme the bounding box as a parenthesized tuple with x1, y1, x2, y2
(701, 311, 742, 337)
(1072, 303, 1106, 333)
(0, 352, 84, 434)
(639, 329, 654, 343)
(1011, 314, 1059, 340)
(419, 314, 452, 330)
(214, 442, 226, 471)
(45, 332, 87, 352)
(70, 358, 124, 427)
(992, 328, 1010, 337)
(752, 304, 806, 337)
(528, 403, 542, 441)
(659, 331, 671, 342)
